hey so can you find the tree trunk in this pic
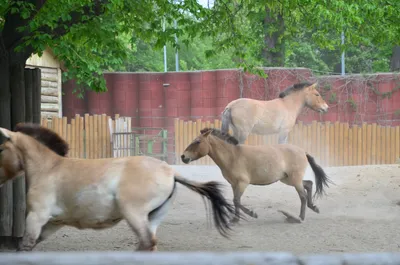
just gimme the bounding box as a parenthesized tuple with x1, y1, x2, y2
(0, 54, 14, 249)
(10, 63, 26, 240)
(261, 7, 285, 67)
(390, 46, 400, 71)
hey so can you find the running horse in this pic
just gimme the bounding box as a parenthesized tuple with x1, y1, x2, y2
(0, 123, 240, 252)
(220, 82, 329, 144)
(181, 128, 332, 224)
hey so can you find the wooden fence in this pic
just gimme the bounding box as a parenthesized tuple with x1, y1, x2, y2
(174, 119, 400, 167)
(40, 114, 132, 159)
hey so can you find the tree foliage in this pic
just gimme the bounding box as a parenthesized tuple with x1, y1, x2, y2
(1, 0, 399, 95)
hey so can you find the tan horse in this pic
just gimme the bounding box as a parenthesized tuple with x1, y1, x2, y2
(221, 82, 329, 144)
(0, 124, 239, 252)
(181, 128, 332, 224)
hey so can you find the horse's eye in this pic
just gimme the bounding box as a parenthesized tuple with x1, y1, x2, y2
(315, 94, 320, 96)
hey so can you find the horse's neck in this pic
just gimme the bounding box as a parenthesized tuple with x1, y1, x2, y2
(207, 138, 237, 170)
(281, 93, 306, 116)
(20, 141, 61, 175)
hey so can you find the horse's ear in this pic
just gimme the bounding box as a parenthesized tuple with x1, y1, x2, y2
(0, 127, 12, 139)
(309, 82, 318, 89)
(202, 129, 213, 137)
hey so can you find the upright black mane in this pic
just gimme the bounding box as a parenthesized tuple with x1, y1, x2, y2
(278, 82, 314, 98)
(14, 123, 69, 157)
(200, 128, 239, 146)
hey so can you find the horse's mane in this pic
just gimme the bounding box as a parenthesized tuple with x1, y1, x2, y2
(278, 82, 314, 98)
(200, 128, 239, 146)
(14, 123, 69, 157)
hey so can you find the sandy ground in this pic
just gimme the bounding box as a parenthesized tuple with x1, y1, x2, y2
(30, 164, 400, 255)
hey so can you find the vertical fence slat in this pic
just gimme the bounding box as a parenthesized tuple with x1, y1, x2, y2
(396, 126, 400, 163)
(357, 126, 362, 166)
(343, 123, 349, 166)
(366, 124, 372, 165)
(381, 126, 386, 164)
(376, 125, 381, 164)
(391, 127, 396, 164)
(348, 126, 353, 166)
(71, 119, 76, 158)
(362, 123, 367, 165)
(371, 123, 377, 165)
(386, 127, 391, 164)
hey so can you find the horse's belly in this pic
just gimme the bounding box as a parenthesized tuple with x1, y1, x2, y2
(50, 185, 122, 229)
(251, 123, 277, 135)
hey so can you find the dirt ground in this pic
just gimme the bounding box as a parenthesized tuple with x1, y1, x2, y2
(32, 164, 400, 255)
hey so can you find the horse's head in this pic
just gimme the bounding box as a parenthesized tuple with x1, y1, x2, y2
(0, 128, 25, 186)
(304, 83, 329, 113)
(181, 128, 213, 164)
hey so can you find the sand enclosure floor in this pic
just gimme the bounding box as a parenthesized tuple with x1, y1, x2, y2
(32, 164, 400, 255)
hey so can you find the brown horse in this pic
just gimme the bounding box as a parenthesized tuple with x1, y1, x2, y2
(221, 82, 329, 144)
(181, 128, 332, 224)
(0, 124, 239, 252)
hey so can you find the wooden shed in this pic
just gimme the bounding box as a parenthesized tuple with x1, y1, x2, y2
(26, 48, 63, 118)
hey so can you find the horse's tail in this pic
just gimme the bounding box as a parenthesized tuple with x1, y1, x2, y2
(305, 153, 333, 198)
(174, 173, 240, 238)
(221, 107, 232, 134)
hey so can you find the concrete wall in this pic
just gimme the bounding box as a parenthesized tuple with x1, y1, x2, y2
(1, 251, 400, 265)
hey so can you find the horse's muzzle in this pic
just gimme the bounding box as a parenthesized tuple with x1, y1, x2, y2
(181, 155, 190, 164)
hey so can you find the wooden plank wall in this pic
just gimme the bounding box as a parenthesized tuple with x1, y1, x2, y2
(39, 67, 60, 118)
(174, 119, 400, 167)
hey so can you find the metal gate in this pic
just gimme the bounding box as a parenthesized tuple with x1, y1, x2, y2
(112, 127, 168, 161)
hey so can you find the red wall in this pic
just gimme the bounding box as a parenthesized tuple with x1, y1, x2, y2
(62, 69, 400, 160)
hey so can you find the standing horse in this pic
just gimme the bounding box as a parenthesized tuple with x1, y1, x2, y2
(0, 124, 239, 252)
(221, 82, 329, 144)
(181, 128, 332, 224)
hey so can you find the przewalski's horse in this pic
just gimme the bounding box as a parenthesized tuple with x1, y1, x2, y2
(0, 124, 239, 252)
(0, 123, 70, 179)
(181, 128, 332, 224)
(220, 82, 329, 144)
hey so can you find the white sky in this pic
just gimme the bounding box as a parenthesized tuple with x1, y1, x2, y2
(196, 0, 214, 8)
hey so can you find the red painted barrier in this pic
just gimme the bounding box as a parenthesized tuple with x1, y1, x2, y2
(190, 71, 217, 121)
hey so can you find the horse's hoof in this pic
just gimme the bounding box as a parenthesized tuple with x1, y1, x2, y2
(252, 212, 258, 219)
(278, 210, 302, 224)
(229, 218, 240, 225)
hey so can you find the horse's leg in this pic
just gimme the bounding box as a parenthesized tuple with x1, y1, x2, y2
(278, 131, 289, 144)
(303, 180, 320, 213)
(147, 188, 177, 252)
(232, 126, 249, 144)
(230, 181, 257, 223)
(120, 206, 156, 251)
(36, 223, 63, 245)
(294, 183, 307, 221)
(17, 210, 50, 251)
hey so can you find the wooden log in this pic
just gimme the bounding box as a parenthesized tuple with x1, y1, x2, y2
(41, 103, 59, 112)
(41, 111, 58, 118)
(41, 95, 58, 104)
(41, 87, 58, 97)
(41, 80, 58, 88)
(39, 67, 57, 74)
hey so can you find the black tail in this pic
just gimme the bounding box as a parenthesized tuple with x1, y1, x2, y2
(174, 174, 240, 238)
(306, 154, 333, 198)
(221, 108, 232, 134)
